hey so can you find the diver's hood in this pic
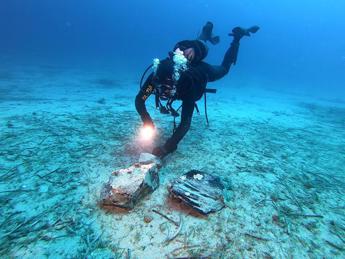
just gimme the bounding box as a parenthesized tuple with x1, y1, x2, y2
(173, 40, 208, 64)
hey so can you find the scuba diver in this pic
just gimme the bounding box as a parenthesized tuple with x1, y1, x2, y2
(135, 22, 260, 158)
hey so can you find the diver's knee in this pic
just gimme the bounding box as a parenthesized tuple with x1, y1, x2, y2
(222, 66, 230, 75)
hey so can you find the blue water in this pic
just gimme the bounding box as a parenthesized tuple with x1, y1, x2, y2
(1, 0, 345, 95)
(1, 1, 345, 258)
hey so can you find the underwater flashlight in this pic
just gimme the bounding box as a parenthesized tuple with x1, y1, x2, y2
(140, 125, 155, 141)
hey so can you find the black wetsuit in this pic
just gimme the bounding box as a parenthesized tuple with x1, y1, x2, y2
(135, 37, 241, 155)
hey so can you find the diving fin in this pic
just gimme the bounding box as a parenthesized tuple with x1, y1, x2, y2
(198, 21, 220, 45)
(229, 25, 260, 38)
(209, 35, 220, 45)
(247, 25, 260, 34)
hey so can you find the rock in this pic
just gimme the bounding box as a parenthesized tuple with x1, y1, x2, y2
(101, 162, 159, 209)
(139, 153, 161, 166)
(169, 170, 225, 215)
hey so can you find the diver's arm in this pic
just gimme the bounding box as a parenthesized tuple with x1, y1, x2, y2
(163, 98, 195, 153)
(135, 73, 155, 126)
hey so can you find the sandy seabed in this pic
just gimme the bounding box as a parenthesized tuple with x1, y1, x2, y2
(0, 65, 344, 258)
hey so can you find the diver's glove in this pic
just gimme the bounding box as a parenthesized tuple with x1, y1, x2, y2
(229, 26, 260, 40)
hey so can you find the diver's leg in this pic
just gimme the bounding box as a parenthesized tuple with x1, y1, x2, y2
(198, 21, 220, 45)
(221, 38, 241, 71)
(207, 35, 242, 82)
(207, 26, 260, 82)
(205, 39, 240, 82)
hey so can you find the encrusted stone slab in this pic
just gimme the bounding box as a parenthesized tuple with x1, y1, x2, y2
(139, 152, 161, 166)
(169, 170, 225, 215)
(101, 162, 159, 209)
